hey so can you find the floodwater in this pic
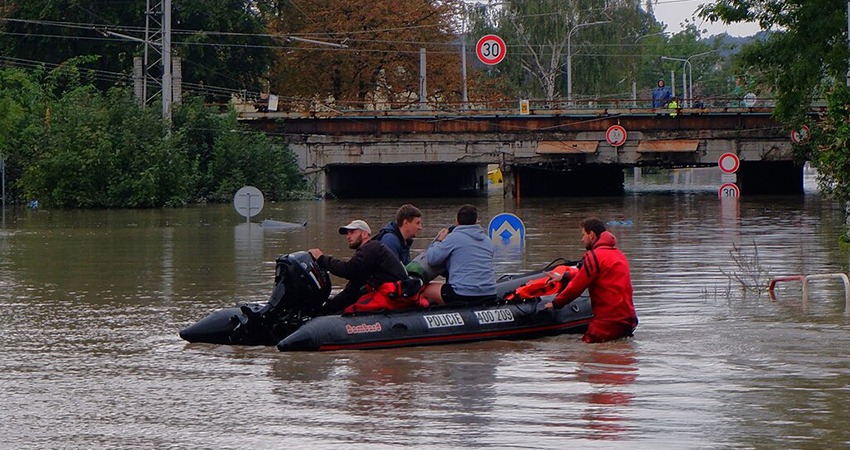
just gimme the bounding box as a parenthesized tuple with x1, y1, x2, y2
(2, 170, 850, 449)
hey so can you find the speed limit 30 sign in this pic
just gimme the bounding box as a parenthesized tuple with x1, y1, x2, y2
(476, 35, 506, 65)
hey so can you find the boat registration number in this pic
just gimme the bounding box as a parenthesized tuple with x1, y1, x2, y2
(424, 312, 465, 328)
(474, 309, 515, 324)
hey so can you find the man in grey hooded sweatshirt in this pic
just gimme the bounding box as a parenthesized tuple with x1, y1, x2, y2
(421, 204, 496, 304)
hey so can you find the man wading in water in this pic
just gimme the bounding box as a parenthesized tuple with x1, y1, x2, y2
(544, 217, 638, 343)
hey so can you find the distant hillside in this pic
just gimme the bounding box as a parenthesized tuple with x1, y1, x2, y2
(704, 31, 771, 57)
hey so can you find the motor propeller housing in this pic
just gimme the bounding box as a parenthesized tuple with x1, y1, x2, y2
(180, 251, 332, 345)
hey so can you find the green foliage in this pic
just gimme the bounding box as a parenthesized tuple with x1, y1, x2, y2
(698, 0, 849, 122)
(0, 0, 273, 98)
(1, 68, 304, 208)
(810, 85, 850, 202)
(465, 0, 719, 103)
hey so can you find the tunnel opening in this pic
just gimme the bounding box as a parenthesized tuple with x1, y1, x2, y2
(326, 164, 488, 198)
(511, 165, 626, 197)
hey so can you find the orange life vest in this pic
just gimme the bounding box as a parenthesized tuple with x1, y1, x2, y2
(505, 265, 577, 300)
(344, 281, 429, 313)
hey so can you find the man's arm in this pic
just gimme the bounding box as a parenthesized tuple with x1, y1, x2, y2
(319, 245, 376, 280)
(552, 253, 597, 308)
(425, 230, 453, 266)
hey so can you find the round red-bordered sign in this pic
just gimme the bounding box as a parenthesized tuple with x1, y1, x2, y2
(606, 125, 627, 147)
(476, 35, 507, 65)
(718, 183, 740, 198)
(791, 125, 810, 144)
(718, 153, 740, 174)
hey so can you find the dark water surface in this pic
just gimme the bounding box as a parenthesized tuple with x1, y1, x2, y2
(2, 188, 850, 449)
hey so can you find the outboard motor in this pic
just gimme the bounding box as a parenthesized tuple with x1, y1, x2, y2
(179, 251, 331, 346)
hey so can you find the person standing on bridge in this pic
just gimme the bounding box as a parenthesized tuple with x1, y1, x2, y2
(544, 217, 638, 343)
(668, 96, 679, 117)
(652, 79, 672, 107)
(374, 204, 423, 265)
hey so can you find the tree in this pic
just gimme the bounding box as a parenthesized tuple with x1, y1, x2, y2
(699, 0, 850, 210)
(698, 0, 848, 122)
(0, 0, 273, 99)
(466, 0, 660, 102)
(260, 0, 465, 106)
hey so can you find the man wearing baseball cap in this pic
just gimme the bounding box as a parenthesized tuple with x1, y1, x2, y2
(309, 219, 408, 314)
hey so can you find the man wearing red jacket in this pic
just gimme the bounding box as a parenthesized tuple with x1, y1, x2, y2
(545, 217, 638, 343)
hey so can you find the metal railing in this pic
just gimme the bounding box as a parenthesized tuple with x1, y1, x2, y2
(769, 273, 850, 311)
(228, 95, 795, 117)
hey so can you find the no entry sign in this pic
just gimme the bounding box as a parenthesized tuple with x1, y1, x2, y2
(718, 153, 740, 173)
(606, 125, 627, 147)
(476, 35, 506, 65)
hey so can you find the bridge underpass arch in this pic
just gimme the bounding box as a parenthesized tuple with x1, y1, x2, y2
(325, 164, 489, 198)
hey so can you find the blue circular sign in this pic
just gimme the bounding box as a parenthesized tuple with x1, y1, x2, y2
(487, 213, 525, 246)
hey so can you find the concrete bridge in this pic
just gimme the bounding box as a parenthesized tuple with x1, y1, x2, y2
(240, 106, 808, 198)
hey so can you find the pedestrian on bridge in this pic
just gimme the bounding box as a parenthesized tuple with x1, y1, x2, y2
(668, 97, 679, 117)
(652, 79, 672, 107)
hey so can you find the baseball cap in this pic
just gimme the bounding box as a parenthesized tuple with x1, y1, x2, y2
(338, 219, 371, 235)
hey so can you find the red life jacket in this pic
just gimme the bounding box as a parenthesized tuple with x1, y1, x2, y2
(344, 281, 429, 313)
(505, 265, 578, 300)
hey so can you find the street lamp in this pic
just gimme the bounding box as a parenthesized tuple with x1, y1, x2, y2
(632, 31, 668, 107)
(566, 20, 610, 104)
(661, 50, 715, 107)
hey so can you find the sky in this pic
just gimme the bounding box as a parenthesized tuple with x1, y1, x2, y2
(653, 0, 763, 37)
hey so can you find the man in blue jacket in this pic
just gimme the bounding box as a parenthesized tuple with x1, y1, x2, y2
(652, 79, 672, 107)
(421, 204, 496, 304)
(375, 204, 422, 265)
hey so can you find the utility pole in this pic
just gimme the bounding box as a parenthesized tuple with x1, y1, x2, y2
(162, 0, 172, 122)
(420, 48, 427, 110)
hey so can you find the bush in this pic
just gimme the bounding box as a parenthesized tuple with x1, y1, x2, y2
(2, 68, 304, 207)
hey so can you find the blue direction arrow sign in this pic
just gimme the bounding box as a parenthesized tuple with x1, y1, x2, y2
(488, 213, 526, 247)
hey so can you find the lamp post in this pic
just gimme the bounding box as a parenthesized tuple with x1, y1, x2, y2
(566, 20, 610, 104)
(632, 31, 668, 107)
(662, 50, 715, 107)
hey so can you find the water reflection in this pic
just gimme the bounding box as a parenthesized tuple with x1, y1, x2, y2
(2, 192, 850, 448)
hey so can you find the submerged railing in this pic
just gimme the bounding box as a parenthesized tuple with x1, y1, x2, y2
(769, 273, 850, 311)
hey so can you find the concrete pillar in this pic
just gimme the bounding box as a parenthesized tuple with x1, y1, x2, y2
(501, 164, 516, 199)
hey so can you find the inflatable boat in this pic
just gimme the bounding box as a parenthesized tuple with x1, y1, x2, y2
(179, 251, 593, 351)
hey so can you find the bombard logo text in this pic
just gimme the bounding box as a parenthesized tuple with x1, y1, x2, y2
(345, 322, 382, 334)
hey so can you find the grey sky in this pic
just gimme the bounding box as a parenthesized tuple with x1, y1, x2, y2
(654, 0, 762, 37)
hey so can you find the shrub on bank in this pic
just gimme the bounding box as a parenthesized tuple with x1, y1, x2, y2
(1, 68, 305, 207)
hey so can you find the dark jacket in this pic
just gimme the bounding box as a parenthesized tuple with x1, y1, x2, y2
(317, 239, 408, 313)
(553, 231, 637, 327)
(652, 81, 672, 107)
(375, 222, 413, 265)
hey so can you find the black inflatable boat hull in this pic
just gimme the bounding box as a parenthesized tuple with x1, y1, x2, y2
(277, 295, 592, 351)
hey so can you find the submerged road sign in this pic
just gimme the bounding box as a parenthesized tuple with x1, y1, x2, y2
(234, 185, 264, 222)
(488, 213, 525, 247)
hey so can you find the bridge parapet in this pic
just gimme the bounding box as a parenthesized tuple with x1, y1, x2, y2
(241, 110, 807, 198)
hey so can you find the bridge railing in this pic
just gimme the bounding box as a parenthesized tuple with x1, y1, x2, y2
(227, 94, 826, 117)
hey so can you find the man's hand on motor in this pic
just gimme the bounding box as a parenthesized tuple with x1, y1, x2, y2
(308, 248, 323, 260)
